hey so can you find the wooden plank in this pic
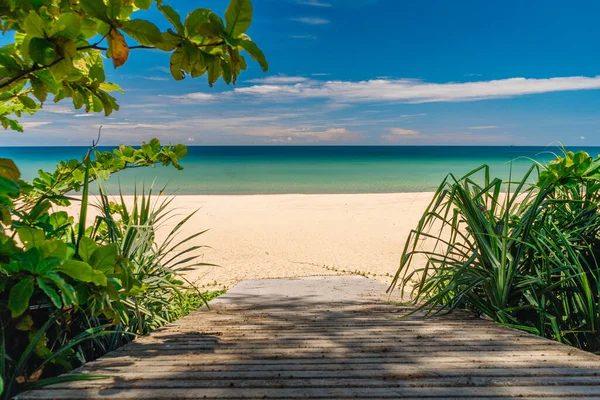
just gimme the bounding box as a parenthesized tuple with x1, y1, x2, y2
(18, 386, 600, 399)
(16, 277, 600, 399)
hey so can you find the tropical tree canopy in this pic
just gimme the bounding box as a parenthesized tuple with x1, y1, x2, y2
(0, 0, 268, 132)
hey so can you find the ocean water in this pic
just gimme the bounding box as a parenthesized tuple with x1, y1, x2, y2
(1, 146, 598, 195)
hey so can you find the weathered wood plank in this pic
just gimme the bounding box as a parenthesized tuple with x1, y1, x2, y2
(16, 276, 600, 399)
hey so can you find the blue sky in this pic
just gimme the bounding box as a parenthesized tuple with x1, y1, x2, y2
(6, 0, 600, 146)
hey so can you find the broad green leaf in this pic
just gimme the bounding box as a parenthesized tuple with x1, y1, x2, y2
(78, 237, 98, 263)
(135, 0, 152, 10)
(89, 243, 118, 270)
(99, 82, 124, 93)
(173, 144, 188, 158)
(19, 95, 37, 109)
(29, 38, 58, 65)
(41, 240, 68, 260)
(81, 19, 99, 38)
(170, 48, 185, 80)
(155, 31, 181, 51)
(91, 270, 108, 286)
(37, 278, 62, 308)
(225, 0, 252, 37)
(207, 60, 221, 87)
(0, 176, 21, 195)
(15, 314, 34, 331)
(30, 77, 48, 102)
(35, 257, 63, 275)
(52, 13, 81, 40)
(106, 0, 122, 20)
(17, 227, 45, 250)
(107, 29, 129, 68)
(122, 19, 163, 46)
(58, 260, 93, 282)
(0, 158, 20, 180)
(49, 58, 73, 80)
(9, 278, 34, 318)
(239, 40, 268, 71)
(23, 11, 45, 38)
(185, 9, 224, 37)
(158, 4, 183, 34)
(80, 0, 109, 22)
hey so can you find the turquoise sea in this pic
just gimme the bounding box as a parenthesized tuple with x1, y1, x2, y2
(1, 146, 598, 195)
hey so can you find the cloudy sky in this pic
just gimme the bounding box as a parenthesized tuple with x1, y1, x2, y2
(5, 0, 600, 146)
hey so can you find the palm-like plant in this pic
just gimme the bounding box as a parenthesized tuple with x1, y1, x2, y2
(92, 184, 214, 335)
(390, 150, 600, 353)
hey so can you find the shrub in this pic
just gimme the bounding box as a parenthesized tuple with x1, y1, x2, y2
(0, 140, 218, 398)
(391, 150, 600, 353)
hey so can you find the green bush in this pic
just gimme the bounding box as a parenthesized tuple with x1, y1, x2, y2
(0, 141, 219, 398)
(391, 149, 600, 353)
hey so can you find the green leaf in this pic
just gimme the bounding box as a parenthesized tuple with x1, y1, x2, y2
(24, 11, 45, 38)
(80, 0, 109, 22)
(30, 77, 48, 102)
(173, 144, 188, 158)
(9, 278, 34, 318)
(15, 315, 34, 331)
(155, 31, 181, 51)
(58, 260, 93, 282)
(185, 9, 224, 37)
(80, 19, 98, 39)
(239, 39, 268, 72)
(169, 48, 185, 80)
(37, 278, 62, 308)
(17, 227, 45, 250)
(0, 158, 20, 180)
(29, 38, 58, 65)
(18, 95, 37, 109)
(106, 0, 122, 20)
(207, 60, 221, 87)
(52, 13, 81, 40)
(99, 82, 124, 93)
(158, 4, 184, 34)
(135, 0, 152, 10)
(77, 237, 98, 263)
(89, 243, 118, 270)
(91, 270, 108, 286)
(225, 0, 252, 37)
(122, 19, 163, 46)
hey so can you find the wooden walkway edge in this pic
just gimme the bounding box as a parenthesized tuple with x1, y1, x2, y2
(17, 276, 600, 399)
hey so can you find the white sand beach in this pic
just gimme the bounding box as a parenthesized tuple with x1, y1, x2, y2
(74, 193, 435, 290)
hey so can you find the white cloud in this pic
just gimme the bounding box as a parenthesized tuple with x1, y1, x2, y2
(296, 0, 332, 7)
(160, 92, 216, 102)
(311, 73, 331, 76)
(21, 121, 51, 128)
(388, 127, 419, 135)
(74, 114, 97, 118)
(246, 76, 308, 84)
(143, 76, 169, 81)
(581, 136, 586, 140)
(234, 75, 600, 104)
(291, 17, 330, 24)
(468, 125, 498, 130)
(292, 34, 317, 40)
(241, 126, 360, 143)
(41, 106, 74, 114)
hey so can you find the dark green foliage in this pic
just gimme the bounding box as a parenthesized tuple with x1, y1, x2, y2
(391, 149, 600, 353)
(0, 0, 266, 131)
(0, 142, 221, 398)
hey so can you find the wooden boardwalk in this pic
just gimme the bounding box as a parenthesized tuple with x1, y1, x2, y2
(18, 276, 600, 399)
